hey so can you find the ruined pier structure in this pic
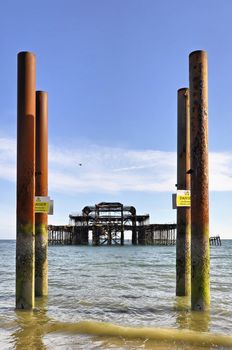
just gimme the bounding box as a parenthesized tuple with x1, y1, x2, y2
(48, 202, 176, 246)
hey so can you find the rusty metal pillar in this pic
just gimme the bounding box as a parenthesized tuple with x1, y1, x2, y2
(131, 207, 137, 245)
(189, 50, 210, 311)
(176, 88, 191, 296)
(132, 223, 137, 245)
(120, 207, 124, 245)
(35, 91, 48, 297)
(16, 52, 36, 309)
(138, 226, 145, 245)
(120, 228, 124, 245)
(92, 226, 100, 246)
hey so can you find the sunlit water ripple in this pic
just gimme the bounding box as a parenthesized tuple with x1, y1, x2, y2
(0, 240, 232, 349)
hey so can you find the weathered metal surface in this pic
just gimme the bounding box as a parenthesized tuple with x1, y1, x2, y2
(132, 217, 137, 245)
(48, 224, 176, 246)
(49, 201, 176, 246)
(71, 202, 138, 245)
(189, 50, 210, 311)
(35, 91, 48, 297)
(176, 88, 191, 297)
(16, 52, 36, 309)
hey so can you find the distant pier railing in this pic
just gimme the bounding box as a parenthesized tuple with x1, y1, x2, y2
(48, 225, 222, 247)
(209, 236, 221, 246)
(48, 225, 73, 245)
(48, 224, 176, 246)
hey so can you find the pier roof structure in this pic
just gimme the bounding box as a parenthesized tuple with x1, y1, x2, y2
(69, 202, 149, 227)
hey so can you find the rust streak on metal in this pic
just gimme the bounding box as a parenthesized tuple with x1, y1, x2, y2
(16, 51, 36, 309)
(176, 88, 191, 297)
(189, 50, 210, 311)
(35, 91, 48, 297)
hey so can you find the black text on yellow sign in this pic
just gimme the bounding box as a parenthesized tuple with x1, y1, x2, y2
(176, 190, 191, 207)
(35, 196, 50, 213)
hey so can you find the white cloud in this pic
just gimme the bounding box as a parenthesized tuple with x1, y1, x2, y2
(0, 137, 16, 182)
(209, 152, 232, 191)
(1, 136, 232, 193)
(48, 145, 176, 193)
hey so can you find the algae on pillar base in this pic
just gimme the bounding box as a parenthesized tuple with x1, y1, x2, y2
(35, 223, 48, 296)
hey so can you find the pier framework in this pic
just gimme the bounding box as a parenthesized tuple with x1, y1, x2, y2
(48, 202, 176, 246)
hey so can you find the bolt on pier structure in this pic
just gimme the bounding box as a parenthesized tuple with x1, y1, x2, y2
(48, 202, 177, 246)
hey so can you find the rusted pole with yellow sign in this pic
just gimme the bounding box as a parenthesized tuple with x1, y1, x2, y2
(189, 50, 210, 311)
(16, 52, 36, 309)
(176, 88, 191, 297)
(35, 91, 48, 296)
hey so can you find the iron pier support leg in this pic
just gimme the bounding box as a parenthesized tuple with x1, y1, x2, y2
(16, 52, 36, 309)
(35, 91, 48, 297)
(189, 50, 210, 311)
(176, 88, 191, 297)
(132, 222, 137, 245)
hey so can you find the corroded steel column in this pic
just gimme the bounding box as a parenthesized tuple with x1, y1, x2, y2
(16, 52, 36, 309)
(189, 50, 210, 311)
(35, 91, 48, 296)
(176, 88, 191, 296)
(131, 208, 137, 245)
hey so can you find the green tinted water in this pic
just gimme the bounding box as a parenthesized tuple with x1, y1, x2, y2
(0, 240, 232, 349)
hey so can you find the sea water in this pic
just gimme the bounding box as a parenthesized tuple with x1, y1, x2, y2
(0, 240, 232, 349)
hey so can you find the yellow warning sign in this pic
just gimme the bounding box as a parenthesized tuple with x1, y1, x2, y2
(35, 196, 50, 213)
(176, 190, 191, 207)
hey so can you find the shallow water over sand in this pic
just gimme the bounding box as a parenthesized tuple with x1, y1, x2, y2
(0, 240, 232, 349)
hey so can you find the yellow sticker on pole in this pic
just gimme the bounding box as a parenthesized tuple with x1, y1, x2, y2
(176, 190, 191, 207)
(35, 196, 50, 213)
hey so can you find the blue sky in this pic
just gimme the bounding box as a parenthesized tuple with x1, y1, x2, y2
(1, 0, 232, 239)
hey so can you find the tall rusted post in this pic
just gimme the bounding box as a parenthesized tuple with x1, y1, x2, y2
(16, 52, 36, 309)
(176, 88, 191, 296)
(189, 50, 210, 311)
(35, 91, 48, 297)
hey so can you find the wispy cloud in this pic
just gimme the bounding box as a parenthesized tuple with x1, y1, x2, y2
(209, 152, 232, 191)
(48, 145, 176, 193)
(0, 137, 16, 182)
(1, 136, 232, 193)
